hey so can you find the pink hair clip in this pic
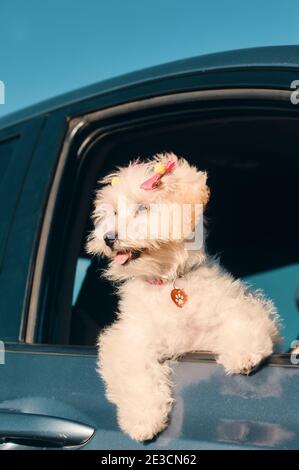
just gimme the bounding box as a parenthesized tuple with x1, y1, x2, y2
(140, 160, 176, 190)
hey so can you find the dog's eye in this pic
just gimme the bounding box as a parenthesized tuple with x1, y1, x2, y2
(137, 204, 148, 212)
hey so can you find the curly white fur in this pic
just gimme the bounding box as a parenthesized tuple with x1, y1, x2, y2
(87, 153, 280, 442)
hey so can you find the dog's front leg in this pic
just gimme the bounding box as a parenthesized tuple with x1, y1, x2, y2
(97, 322, 174, 441)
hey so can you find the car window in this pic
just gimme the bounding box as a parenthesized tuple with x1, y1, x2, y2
(0, 118, 45, 341)
(0, 136, 20, 257)
(0, 137, 17, 184)
(42, 109, 299, 352)
(72, 257, 91, 305)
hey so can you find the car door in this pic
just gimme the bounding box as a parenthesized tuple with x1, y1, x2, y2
(1, 350, 299, 449)
(1, 46, 299, 450)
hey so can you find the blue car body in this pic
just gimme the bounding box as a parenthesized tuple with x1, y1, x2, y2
(0, 45, 299, 449)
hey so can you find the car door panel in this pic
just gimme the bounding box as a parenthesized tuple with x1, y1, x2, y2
(0, 345, 298, 450)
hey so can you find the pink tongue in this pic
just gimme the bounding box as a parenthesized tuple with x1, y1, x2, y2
(114, 252, 131, 265)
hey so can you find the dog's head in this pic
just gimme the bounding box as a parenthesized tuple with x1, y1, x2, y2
(87, 153, 210, 280)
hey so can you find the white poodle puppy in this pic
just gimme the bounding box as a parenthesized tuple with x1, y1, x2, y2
(87, 153, 280, 442)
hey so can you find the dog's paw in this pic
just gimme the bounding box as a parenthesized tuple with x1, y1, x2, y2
(118, 405, 171, 442)
(119, 418, 166, 442)
(217, 352, 265, 376)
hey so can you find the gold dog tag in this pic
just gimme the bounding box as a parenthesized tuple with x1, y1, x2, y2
(171, 288, 188, 308)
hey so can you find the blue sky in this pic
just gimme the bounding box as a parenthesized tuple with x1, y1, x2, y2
(1, 0, 299, 117)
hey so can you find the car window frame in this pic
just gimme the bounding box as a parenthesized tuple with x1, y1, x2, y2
(24, 86, 299, 368)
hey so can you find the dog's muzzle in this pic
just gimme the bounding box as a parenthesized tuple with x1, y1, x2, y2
(103, 231, 117, 248)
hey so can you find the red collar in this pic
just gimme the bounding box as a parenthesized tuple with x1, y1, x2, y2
(146, 278, 166, 286)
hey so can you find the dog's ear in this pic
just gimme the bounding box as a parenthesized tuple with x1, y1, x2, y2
(152, 154, 209, 239)
(158, 154, 210, 207)
(190, 169, 210, 207)
(177, 165, 209, 235)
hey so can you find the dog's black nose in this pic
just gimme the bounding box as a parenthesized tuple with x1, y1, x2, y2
(103, 231, 117, 248)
